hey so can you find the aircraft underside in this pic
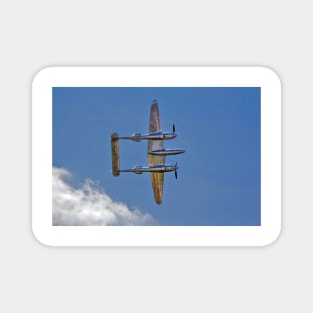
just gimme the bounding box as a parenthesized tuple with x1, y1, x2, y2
(110, 100, 184, 204)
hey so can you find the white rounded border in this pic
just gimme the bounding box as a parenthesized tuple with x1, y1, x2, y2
(32, 67, 281, 246)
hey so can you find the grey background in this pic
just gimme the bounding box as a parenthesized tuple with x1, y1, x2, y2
(1, 1, 311, 312)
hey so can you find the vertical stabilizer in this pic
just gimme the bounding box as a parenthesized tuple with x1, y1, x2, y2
(111, 133, 120, 176)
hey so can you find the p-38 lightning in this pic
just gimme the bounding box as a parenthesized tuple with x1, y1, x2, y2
(111, 100, 185, 204)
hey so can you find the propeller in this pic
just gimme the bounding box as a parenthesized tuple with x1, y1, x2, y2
(173, 124, 177, 141)
(174, 162, 178, 180)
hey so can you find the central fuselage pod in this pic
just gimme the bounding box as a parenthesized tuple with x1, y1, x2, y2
(148, 148, 185, 156)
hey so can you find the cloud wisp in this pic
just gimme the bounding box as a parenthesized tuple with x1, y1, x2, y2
(53, 167, 154, 226)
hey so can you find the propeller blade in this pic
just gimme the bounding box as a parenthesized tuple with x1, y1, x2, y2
(175, 162, 178, 179)
(173, 124, 176, 133)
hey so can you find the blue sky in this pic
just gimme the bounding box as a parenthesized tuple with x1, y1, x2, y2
(53, 87, 260, 226)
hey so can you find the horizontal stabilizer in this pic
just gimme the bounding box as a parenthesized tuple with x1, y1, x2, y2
(111, 133, 120, 176)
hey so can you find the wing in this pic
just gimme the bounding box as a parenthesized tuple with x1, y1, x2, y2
(148, 100, 162, 133)
(147, 101, 165, 204)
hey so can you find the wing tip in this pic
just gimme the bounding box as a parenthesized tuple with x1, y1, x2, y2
(154, 195, 162, 205)
(151, 100, 159, 111)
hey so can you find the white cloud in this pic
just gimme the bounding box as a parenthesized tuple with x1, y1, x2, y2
(53, 167, 154, 226)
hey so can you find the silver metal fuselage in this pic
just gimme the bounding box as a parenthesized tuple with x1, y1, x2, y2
(148, 148, 185, 156)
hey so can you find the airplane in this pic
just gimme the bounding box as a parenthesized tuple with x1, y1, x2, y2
(111, 100, 185, 204)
